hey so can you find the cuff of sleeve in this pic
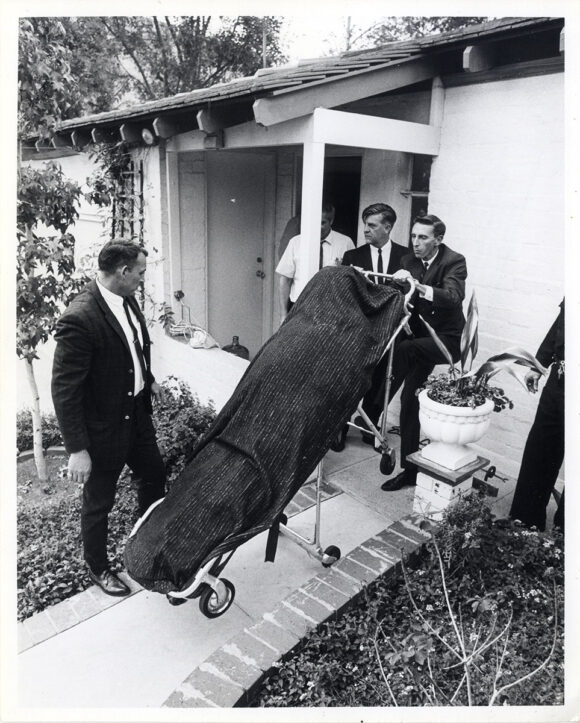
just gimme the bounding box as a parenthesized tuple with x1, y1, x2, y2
(422, 285, 434, 302)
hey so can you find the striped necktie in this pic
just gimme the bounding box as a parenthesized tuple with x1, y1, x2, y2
(123, 298, 147, 380)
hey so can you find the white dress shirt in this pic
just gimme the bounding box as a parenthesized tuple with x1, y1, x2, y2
(369, 240, 392, 276)
(96, 279, 145, 395)
(276, 229, 355, 302)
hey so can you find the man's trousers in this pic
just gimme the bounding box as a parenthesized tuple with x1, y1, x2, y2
(388, 334, 460, 481)
(81, 394, 166, 574)
(510, 367, 564, 532)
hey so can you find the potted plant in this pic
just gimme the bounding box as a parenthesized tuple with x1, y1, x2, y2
(416, 292, 547, 470)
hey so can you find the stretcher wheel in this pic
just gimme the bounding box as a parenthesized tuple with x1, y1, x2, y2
(380, 449, 396, 476)
(321, 545, 341, 568)
(199, 579, 235, 618)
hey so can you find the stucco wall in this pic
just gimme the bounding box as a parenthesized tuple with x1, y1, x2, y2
(428, 72, 564, 477)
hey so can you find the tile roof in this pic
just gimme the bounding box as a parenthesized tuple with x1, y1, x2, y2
(57, 17, 562, 132)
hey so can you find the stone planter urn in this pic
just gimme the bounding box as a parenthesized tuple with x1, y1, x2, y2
(418, 389, 494, 470)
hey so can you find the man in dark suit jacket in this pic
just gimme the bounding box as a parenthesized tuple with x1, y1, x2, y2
(509, 299, 564, 531)
(341, 203, 407, 441)
(381, 214, 467, 491)
(52, 241, 166, 596)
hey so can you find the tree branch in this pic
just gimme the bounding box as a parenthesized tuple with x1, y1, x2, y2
(101, 18, 155, 99)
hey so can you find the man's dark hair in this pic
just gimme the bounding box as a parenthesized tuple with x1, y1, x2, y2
(362, 203, 397, 227)
(98, 241, 148, 273)
(412, 214, 446, 238)
(321, 200, 335, 217)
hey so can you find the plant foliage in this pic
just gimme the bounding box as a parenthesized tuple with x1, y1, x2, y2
(17, 410, 63, 453)
(254, 494, 563, 707)
(17, 161, 89, 361)
(17, 378, 216, 620)
(418, 291, 546, 411)
(152, 376, 216, 487)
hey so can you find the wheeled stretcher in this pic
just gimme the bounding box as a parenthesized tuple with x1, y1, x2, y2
(124, 266, 413, 618)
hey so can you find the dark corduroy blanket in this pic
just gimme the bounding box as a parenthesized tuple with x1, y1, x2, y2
(124, 266, 404, 593)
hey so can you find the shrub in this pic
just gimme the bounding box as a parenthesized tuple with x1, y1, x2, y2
(17, 377, 216, 619)
(153, 376, 216, 486)
(17, 473, 138, 621)
(254, 493, 564, 707)
(17, 409, 63, 452)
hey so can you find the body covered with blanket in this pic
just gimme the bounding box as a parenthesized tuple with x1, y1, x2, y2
(125, 266, 404, 593)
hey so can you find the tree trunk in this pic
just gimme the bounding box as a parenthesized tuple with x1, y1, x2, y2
(24, 357, 48, 482)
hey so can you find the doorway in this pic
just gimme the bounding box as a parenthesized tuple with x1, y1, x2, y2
(322, 156, 362, 244)
(206, 151, 275, 359)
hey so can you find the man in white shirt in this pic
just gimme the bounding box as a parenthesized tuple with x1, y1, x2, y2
(52, 241, 166, 596)
(276, 202, 354, 322)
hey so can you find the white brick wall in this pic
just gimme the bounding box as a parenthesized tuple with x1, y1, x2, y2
(428, 72, 564, 477)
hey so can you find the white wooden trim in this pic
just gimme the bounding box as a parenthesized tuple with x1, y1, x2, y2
(463, 44, 496, 73)
(311, 108, 441, 156)
(165, 151, 183, 310)
(224, 116, 313, 149)
(166, 130, 208, 153)
(296, 141, 325, 297)
(253, 57, 439, 127)
(429, 76, 445, 127)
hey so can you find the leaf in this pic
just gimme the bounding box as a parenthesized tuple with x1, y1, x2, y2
(460, 290, 479, 373)
(418, 314, 455, 371)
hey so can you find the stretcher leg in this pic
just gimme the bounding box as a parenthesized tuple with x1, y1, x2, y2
(280, 460, 341, 567)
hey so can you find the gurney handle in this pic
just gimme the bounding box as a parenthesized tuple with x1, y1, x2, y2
(352, 267, 416, 313)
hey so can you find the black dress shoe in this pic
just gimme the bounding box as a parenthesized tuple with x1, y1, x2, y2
(381, 471, 416, 492)
(330, 424, 348, 452)
(88, 568, 131, 597)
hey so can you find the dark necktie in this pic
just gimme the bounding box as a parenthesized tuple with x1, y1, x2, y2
(420, 260, 429, 282)
(319, 240, 326, 269)
(123, 297, 148, 381)
(377, 247, 383, 284)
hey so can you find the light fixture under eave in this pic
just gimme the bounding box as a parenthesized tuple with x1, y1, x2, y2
(141, 128, 157, 145)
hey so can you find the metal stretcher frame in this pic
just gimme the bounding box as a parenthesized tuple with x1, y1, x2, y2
(278, 271, 416, 567)
(133, 272, 416, 617)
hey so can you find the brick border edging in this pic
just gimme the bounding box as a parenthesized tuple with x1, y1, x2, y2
(17, 573, 140, 652)
(162, 512, 435, 709)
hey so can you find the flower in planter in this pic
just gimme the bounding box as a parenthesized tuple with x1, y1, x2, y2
(417, 291, 547, 412)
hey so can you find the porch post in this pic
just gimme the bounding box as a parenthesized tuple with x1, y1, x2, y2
(164, 150, 183, 312)
(298, 140, 325, 297)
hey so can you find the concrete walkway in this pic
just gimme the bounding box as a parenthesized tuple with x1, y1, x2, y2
(16, 431, 523, 710)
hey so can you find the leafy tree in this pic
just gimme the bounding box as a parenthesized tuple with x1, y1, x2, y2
(17, 162, 89, 480)
(331, 16, 491, 54)
(98, 16, 286, 100)
(18, 16, 286, 140)
(18, 18, 123, 142)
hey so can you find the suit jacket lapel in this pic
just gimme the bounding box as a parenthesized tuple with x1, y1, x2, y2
(88, 280, 133, 358)
(423, 244, 446, 284)
(363, 244, 373, 272)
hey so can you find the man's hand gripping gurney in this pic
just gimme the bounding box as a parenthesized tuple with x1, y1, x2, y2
(124, 266, 408, 617)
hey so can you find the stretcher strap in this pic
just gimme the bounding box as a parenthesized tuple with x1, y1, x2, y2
(265, 515, 283, 563)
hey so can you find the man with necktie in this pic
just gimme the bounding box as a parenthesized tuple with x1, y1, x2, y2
(52, 240, 166, 596)
(276, 201, 354, 323)
(341, 203, 407, 442)
(381, 214, 467, 491)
